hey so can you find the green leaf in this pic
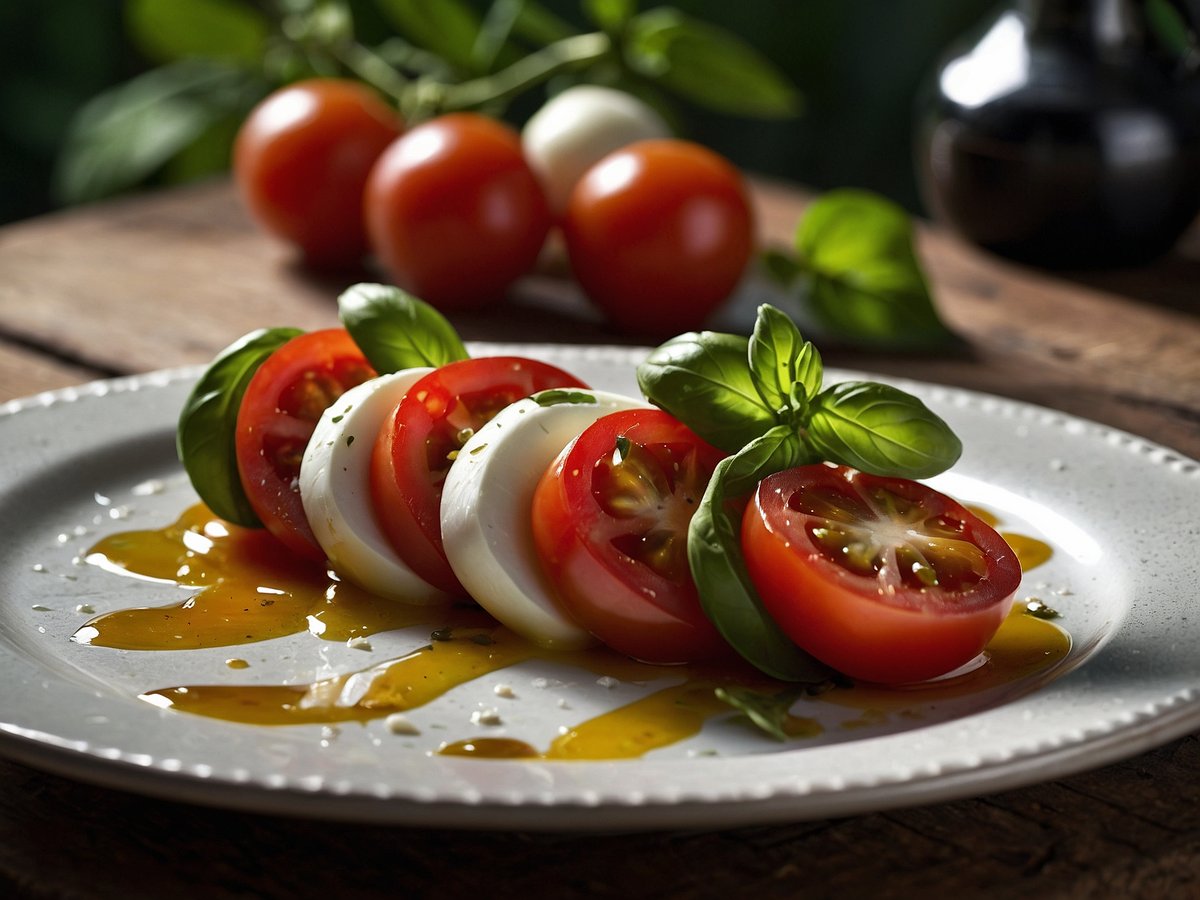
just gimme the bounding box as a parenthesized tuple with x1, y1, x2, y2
(688, 427, 830, 682)
(511, 1, 578, 45)
(806, 381, 962, 479)
(125, 0, 269, 66)
(748, 304, 822, 418)
(374, 0, 483, 72)
(761, 248, 804, 289)
(54, 59, 263, 204)
(715, 685, 809, 741)
(338, 283, 469, 372)
(177, 327, 303, 527)
(532, 389, 602, 407)
(585, 0, 637, 33)
(636, 332, 777, 454)
(625, 8, 800, 118)
(795, 189, 956, 351)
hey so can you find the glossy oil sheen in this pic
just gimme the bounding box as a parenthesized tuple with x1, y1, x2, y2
(85, 505, 1070, 759)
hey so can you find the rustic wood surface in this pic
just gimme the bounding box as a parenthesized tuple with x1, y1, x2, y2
(0, 179, 1198, 898)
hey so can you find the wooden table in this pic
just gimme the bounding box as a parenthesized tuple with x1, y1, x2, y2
(1, 180, 1198, 897)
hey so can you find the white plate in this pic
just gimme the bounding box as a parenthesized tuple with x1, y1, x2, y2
(1, 343, 1198, 832)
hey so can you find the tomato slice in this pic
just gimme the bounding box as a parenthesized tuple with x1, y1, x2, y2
(531, 409, 730, 664)
(742, 464, 1021, 684)
(235, 329, 375, 562)
(371, 356, 588, 595)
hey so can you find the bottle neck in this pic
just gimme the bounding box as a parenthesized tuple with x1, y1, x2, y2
(1020, 0, 1144, 53)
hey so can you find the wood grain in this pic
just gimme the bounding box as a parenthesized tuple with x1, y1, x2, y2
(1, 179, 1198, 898)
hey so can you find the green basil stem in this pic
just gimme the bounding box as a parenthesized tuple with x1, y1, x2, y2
(334, 41, 413, 106)
(434, 32, 613, 114)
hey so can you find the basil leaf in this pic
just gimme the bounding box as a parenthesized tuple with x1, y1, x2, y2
(806, 381, 962, 479)
(714, 685, 808, 742)
(795, 189, 955, 351)
(688, 427, 830, 682)
(125, 0, 270, 66)
(177, 327, 302, 527)
(585, 0, 637, 33)
(532, 389, 601, 407)
(338, 283, 468, 373)
(55, 59, 262, 204)
(636, 332, 777, 453)
(625, 9, 800, 119)
(374, 0, 483, 72)
(748, 304, 823, 418)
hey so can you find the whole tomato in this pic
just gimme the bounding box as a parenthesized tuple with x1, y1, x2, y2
(233, 79, 403, 267)
(563, 139, 754, 336)
(363, 113, 551, 311)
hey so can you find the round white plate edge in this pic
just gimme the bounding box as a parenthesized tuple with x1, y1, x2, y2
(0, 344, 1198, 831)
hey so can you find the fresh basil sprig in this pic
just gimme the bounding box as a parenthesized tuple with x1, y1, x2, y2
(640, 303, 961, 479)
(766, 189, 958, 352)
(639, 303, 961, 681)
(807, 381, 963, 479)
(635, 331, 776, 453)
(176, 326, 302, 527)
(338, 283, 469, 373)
(689, 427, 830, 682)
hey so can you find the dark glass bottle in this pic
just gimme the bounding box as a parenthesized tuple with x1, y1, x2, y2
(917, 0, 1200, 267)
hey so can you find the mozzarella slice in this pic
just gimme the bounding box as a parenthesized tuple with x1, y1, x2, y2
(300, 369, 451, 605)
(441, 389, 650, 649)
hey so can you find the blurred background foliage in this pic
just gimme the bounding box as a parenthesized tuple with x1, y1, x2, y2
(0, 0, 1000, 227)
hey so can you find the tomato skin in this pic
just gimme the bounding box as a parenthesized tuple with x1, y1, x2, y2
(531, 409, 730, 664)
(742, 465, 1021, 684)
(562, 139, 754, 337)
(370, 356, 588, 595)
(233, 79, 403, 267)
(363, 113, 552, 310)
(235, 329, 375, 562)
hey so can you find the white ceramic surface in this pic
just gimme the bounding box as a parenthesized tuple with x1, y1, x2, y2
(0, 343, 1197, 832)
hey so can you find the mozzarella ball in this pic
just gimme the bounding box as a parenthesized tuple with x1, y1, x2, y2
(522, 85, 671, 215)
(441, 389, 650, 648)
(300, 369, 451, 604)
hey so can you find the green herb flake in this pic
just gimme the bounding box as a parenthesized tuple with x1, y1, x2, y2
(430, 627, 454, 642)
(345, 435, 355, 447)
(331, 415, 344, 424)
(533, 389, 598, 407)
(469, 633, 496, 646)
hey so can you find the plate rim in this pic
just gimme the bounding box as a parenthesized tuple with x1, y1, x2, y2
(2, 344, 1199, 831)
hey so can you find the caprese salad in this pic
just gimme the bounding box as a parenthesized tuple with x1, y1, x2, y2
(177, 284, 1022, 686)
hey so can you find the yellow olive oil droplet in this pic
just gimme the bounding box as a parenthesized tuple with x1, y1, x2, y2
(77, 504, 466, 650)
(546, 683, 728, 760)
(1002, 532, 1054, 572)
(825, 603, 1071, 721)
(439, 738, 539, 759)
(94, 505, 1074, 760)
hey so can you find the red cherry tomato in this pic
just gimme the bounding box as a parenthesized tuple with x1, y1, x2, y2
(363, 113, 552, 310)
(562, 139, 754, 337)
(235, 329, 375, 562)
(531, 409, 730, 664)
(370, 356, 588, 595)
(742, 464, 1021, 684)
(233, 79, 403, 267)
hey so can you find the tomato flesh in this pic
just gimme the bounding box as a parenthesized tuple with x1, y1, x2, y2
(235, 329, 375, 562)
(371, 357, 588, 595)
(531, 409, 729, 664)
(742, 464, 1021, 684)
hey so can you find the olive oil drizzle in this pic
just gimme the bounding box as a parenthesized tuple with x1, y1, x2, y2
(85, 504, 1070, 760)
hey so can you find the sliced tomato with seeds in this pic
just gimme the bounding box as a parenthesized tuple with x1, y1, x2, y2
(531, 409, 729, 664)
(742, 464, 1021, 684)
(235, 329, 375, 562)
(370, 356, 588, 595)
